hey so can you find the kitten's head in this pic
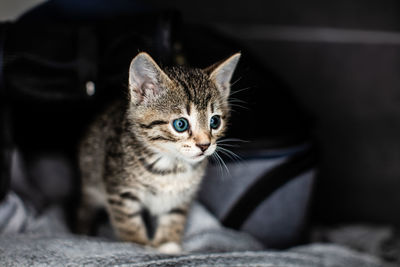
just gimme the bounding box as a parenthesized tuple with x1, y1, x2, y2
(127, 52, 240, 163)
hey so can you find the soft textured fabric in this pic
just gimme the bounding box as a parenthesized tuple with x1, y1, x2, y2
(0, 192, 395, 267)
(0, 234, 395, 267)
(0, 191, 264, 252)
(312, 224, 400, 265)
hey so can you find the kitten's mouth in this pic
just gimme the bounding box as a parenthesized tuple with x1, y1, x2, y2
(187, 153, 205, 162)
(185, 150, 213, 162)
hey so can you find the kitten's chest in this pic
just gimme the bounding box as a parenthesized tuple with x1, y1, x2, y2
(141, 168, 203, 215)
(120, 152, 206, 214)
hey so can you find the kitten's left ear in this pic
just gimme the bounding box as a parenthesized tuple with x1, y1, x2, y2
(204, 53, 241, 100)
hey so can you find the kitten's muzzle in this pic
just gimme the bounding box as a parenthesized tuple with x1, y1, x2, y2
(196, 143, 210, 152)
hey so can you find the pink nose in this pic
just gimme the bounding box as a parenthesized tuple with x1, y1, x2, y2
(196, 143, 210, 152)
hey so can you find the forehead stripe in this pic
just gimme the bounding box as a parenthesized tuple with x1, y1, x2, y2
(186, 103, 191, 115)
(184, 86, 193, 101)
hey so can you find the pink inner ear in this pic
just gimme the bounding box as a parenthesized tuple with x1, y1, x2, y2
(141, 81, 160, 101)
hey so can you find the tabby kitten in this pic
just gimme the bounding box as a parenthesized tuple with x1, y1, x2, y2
(77, 52, 240, 254)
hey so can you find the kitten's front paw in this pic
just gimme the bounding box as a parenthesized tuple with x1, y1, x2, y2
(157, 242, 182, 254)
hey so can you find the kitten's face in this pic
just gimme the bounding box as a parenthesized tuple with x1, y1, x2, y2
(128, 53, 240, 164)
(135, 88, 228, 163)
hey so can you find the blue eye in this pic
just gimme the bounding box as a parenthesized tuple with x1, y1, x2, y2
(173, 118, 189, 132)
(210, 115, 221, 129)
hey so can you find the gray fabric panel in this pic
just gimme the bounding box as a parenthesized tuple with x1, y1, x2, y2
(184, 203, 263, 252)
(200, 157, 315, 248)
(0, 192, 69, 235)
(0, 192, 28, 233)
(200, 157, 287, 219)
(241, 170, 315, 247)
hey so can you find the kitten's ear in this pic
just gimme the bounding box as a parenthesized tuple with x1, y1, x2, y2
(204, 53, 241, 100)
(129, 52, 172, 105)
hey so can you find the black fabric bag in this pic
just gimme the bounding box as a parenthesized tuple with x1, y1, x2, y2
(0, 12, 181, 204)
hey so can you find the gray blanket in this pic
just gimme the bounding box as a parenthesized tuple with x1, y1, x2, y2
(0, 234, 394, 267)
(0, 234, 385, 267)
(0, 192, 395, 267)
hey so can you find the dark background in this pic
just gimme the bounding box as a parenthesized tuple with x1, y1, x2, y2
(2, 0, 400, 230)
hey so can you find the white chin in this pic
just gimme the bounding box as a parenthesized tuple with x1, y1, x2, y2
(184, 155, 206, 163)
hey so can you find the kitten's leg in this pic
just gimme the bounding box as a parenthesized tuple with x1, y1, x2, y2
(152, 206, 188, 254)
(107, 193, 149, 245)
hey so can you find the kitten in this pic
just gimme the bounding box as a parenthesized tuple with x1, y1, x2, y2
(77, 52, 240, 254)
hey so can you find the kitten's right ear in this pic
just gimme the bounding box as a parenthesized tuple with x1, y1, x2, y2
(129, 52, 172, 105)
(204, 53, 241, 100)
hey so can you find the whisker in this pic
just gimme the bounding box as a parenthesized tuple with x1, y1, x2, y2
(231, 76, 242, 87)
(211, 153, 224, 177)
(217, 149, 240, 164)
(228, 98, 247, 104)
(230, 87, 251, 97)
(216, 143, 240, 148)
(216, 148, 243, 167)
(216, 153, 227, 177)
(217, 147, 243, 161)
(216, 148, 235, 161)
(229, 103, 249, 110)
(217, 138, 249, 143)
(214, 151, 230, 177)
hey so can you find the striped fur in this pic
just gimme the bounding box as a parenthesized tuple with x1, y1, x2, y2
(77, 52, 240, 254)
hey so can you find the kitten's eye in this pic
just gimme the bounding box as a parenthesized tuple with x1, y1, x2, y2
(210, 115, 221, 129)
(173, 118, 189, 132)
